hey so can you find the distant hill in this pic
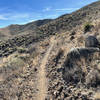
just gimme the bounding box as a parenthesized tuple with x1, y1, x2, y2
(0, 19, 52, 40)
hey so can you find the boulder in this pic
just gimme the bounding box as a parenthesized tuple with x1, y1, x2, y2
(63, 47, 100, 84)
(85, 35, 99, 47)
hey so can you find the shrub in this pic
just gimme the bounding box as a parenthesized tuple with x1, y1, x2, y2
(31, 51, 39, 58)
(63, 47, 100, 84)
(17, 47, 28, 53)
(86, 69, 100, 87)
(84, 22, 93, 33)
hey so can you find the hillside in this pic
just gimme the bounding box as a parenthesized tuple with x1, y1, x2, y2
(0, 19, 52, 40)
(1, 1, 100, 100)
(36, 1, 100, 35)
(1, 1, 100, 41)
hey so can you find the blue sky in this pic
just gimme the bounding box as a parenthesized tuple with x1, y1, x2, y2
(0, 0, 97, 28)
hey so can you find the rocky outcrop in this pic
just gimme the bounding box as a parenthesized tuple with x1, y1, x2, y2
(63, 47, 100, 84)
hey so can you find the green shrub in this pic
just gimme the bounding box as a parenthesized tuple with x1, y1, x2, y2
(84, 22, 93, 33)
(17, 47, 28, 53)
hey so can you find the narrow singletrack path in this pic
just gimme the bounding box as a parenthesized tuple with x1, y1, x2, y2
(36, 37, 56, 100)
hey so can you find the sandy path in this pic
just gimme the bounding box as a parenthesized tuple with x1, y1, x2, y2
(36, 37, 56, 100)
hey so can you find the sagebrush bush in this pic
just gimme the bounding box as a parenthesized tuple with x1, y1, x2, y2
(17, 47, 28, 53)
(84, 22, 93, 33)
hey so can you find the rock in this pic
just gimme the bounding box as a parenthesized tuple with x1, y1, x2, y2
(63, 47, 100, 84)
(64, 93, 69, 98)
(64, 47, 100, 68)
(85, 35, 99, 47)
(70, 36, 75, 40)
(34, 68, 37, 72)
(53, 91, 59, 98)
(70, 31, 76, 35)
(81, 94, 88, 100)
(58, 86, 63, 93)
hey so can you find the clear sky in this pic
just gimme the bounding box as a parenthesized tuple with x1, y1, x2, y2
(0, 0, 97, 28)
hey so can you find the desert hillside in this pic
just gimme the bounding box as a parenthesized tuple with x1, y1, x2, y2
(0, 19, 52, 40)
(1, 1, 100, 100)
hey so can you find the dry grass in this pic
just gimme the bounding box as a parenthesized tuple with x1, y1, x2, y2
(94, 92, 100, 100)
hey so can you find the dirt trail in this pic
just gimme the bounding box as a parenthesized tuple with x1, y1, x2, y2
(36, 37, 56, 100)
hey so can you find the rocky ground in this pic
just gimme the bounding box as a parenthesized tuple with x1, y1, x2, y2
(1, 25, 100, 100)
(0, 29, 100, 100)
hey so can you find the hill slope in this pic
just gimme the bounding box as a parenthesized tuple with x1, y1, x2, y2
(36, 1, 100, 35)
(1, 1, 100, 100)
(0, 1, 100, 57)
(0, 19, 52, 40)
